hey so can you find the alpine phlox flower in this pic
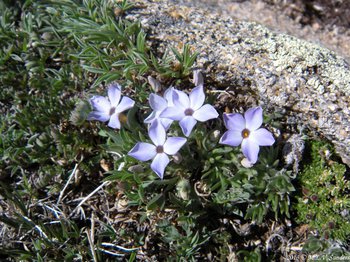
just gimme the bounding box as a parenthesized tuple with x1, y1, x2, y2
(128, 120, 187, 179)
(87, 83, 135, 129)
(144, 87, 174, 130)
(160, 84, 219, 137)
(219, 107, 275, 165)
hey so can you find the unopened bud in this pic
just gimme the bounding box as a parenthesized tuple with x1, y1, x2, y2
(310, 195, 318, 202)
(210, 130, 221, 141)
(241, 158, 254, 168)
(148, 76, 162, 93)
(128, 164, 144, 173)
(172, 152, 183, 164)
(193, 70, 204, 87)
(176, 178, 191, 200)
(41, 32, 53, 41)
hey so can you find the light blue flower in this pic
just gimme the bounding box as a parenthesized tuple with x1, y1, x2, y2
(87, 83, 134, 129)
(160, 86, 219, 137)
(128, 120, 187, 179)
(144, 87, 174, 130)
(219, 107, 275, 164)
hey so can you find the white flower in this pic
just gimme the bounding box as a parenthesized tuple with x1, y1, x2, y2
(144, 87, 174, 130)
(87, 83, 134, 129)
(160, 86, 218, 137)
(128, 120, 187, 179)
(219, 107, 275, 164)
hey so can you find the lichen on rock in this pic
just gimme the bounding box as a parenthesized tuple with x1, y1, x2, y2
(128, 0, 350, 166)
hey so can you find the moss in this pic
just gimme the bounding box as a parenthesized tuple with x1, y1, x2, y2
(295, 141, 350, 241)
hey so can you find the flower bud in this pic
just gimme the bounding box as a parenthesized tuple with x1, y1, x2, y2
(210, 130, 221, 141)
(310, 195, 318, 202)
(172, 152, 183, 164)
(193, 70, 204, 87)
(176, 178, 191, 200)
(241, 158, 254, 168)
(148, 76, 162, 93)
(128, 164, 144, 173)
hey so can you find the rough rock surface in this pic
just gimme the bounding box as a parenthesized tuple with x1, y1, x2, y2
(128, 0, 350, 166)
(182, 0, 350, 63)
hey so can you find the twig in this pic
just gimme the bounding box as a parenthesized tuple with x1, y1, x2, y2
(99, 248, 125, 257)
(86, 229, 97, 262)
(39, 203, 63, 219)
(22, 216, 50, 241)
(91, 212, 95, 247)
(69, 181, 110, 217)
(101, 242, 140, 252)
(57, 163, 78, 204)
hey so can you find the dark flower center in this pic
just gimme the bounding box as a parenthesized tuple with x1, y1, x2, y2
(241, 128, 250, 139)
(109, 107, 116, 115)
(156, 145, 164, 153)
(184, 108, 194, 116)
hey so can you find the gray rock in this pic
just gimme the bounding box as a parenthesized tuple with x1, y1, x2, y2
(128, 0, 350, 166)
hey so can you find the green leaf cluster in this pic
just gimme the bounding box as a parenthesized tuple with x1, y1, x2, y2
(295, 141, 350, 241)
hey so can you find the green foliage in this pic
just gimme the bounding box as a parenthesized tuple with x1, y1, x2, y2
(0, 0, 202, 259)
(2, 0, 346, 260)
(0, 0, 102, 181)
(157, 218, 211, 260)
(100, 100, 295, 259)
(203, 144, 295, 224)
(44, 0, 197, 90)
(237, 247, 262, 262)
(295, 141, 350, 241)
(302, 237, 350, 260)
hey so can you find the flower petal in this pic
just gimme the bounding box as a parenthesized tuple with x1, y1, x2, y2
(160, 118, 173, 130)
(219, 130, 243, 146)
(107, 83, 121, 106)
(241, 138, 260, 164)
(87, 111, 110, 122)
(163, 137, 187, 155)
(148, 120, 166, 146)
(144, 112, 173, 130)
(115, 96, 135, 114)
(164, 87, 175, 106)
(189, 85, 205, 110)
(193, 70, 204, 87)
(244, 107, 263, 131)
(251, 128, 275, 146)
(151, 153, 170, 179)
(89, 96, 111, 114)
(173, 89, 190, 108)
(108, 113, 121, 129)
(193, 104, 219, 122)
(223, 113, 245, 132)
(160, 106, 185, 121)
(179, 116, 197, 137)
(144, 111, 157, 124)
(149, 93, 167, 111)
(128, 142, 156, 161)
